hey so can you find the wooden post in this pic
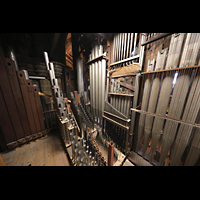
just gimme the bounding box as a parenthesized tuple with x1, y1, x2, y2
(108, 141, 114, 166)
(0, 154, 5, 166)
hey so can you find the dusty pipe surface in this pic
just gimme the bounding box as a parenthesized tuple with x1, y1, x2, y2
(130, 73, 141, 137)
(159, 72, 191, 166)
(108, 141, 114, 166)
(149, 72, 175, 162)
(136, 75, 152, 152)
(170, 72, 200, 166)
(142, 74, 161, 157)
(76, 57, 84, 95)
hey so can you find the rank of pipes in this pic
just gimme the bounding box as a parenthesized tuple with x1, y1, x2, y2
(110, 79, 133, 117)
(44, 52, 67, 120)
(69, 90, 121, 166)
(131, 33, 200, 166)
(88, 42, 106, 126)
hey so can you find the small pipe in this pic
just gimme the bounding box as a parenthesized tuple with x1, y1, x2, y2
(108, 141, 114, 166)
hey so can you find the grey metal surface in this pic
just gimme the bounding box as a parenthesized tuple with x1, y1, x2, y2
(155, 48, 168, 71)
(170, 70, 200, 165)
(142, 73, 162, 157)
(165, 33, 185, 69)
(179, 33, 200, 68)
(136, 75, 152, 152)
(130, 73, 141, 139)
(159, 71, 193, 165)
(149, 72, 175, 162)
(44, 52, 67, 120)
(77, 57, 84, 95)
(88, 43, 106, 126)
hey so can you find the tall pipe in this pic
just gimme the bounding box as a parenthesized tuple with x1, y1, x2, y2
(149, 72, 175, 162)
(101, 53, 106, 124)
(165, 33, 185, 69)
(179, 33, 200, 68)
(142, 74, 162, 157)
(108, 141, 114, 166)
(99, 45, 103, 125)
(136, 75, 152, 152)
(130, 73, 141, 150)
(170, 71, 200, 166)
(159, 72, 192, 165)
(76, 57, 84, 95)
(94, 42, 99, 122)
(91, 44, 95, 119)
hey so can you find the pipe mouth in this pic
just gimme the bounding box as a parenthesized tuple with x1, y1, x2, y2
(110, 141, 114, 146)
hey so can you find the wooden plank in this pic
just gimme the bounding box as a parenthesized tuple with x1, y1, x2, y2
(0, 154, 5, 166)
(142, 65, 200, 75)
(32, 86, 46, 131)
(5, 58, 31, 137)
(108, 92, 134, 97)
(0, 55, 24, 140)
(103, 115, 129, 130)
(9, 147, 23, 166)
(1, 149, 17, 166)
(131, 108, 200, 129)
(20, 143, 31, 166)
(0, 87, 16, 143)
(26, 80, 42, 133)
(86, 54, 108, 65)
(110, 55, 140, 66)
(17, 71, 37, 134)
(104, 111, 131, 122)
(44, 134, 55, 166)
(14, 143, 30, 166)
(52, 133, 66, 166)
(27, 140, 38, 166)
(35, 138, 45, 166)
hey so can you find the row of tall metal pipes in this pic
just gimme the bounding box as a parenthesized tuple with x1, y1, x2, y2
(132, 33, 200, 166)
(88, 42, 106, 125)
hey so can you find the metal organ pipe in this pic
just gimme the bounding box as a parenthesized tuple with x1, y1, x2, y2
(77, 57, 84, 95)
(88, 43, 106, 126)
(170, 70, 200, 166)
(159, 71, 192, 166)
(136, 75, 152, 152)
(149, 72, 175, 162)
(95, 42, 99, 122)
(91, 44, 95, 119)
(130, 73, 141, 141)
(142, 74, 162, 157)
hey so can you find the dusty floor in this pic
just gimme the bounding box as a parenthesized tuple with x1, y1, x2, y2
(1, 132, 70, 166)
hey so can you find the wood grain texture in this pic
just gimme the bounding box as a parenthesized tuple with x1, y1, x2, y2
(1, 132, 70, 166)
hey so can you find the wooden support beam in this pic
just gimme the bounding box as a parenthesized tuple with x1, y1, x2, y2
(108, 92, 134, 97)
(131, 108, 200, 129)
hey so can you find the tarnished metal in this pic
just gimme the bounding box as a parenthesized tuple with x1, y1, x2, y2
(108, 141, 114, 166)
(88, 42, 106, 126)
(77, 57, 84, 95)
(44, 52, 67, 120)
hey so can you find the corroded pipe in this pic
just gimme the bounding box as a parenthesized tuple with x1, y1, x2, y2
(108, 141, 114, 166)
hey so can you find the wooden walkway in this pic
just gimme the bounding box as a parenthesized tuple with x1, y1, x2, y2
(1, 132, 70, 166)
